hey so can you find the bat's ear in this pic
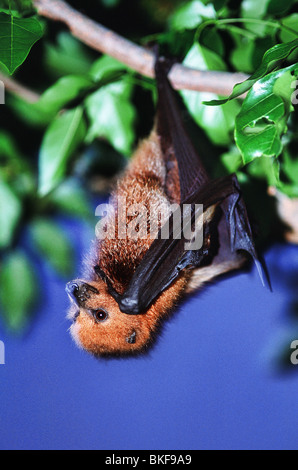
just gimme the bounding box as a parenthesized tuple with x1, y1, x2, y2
(126, 330, 137, 344)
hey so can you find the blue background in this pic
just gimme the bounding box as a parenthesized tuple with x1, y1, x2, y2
(0, 219, 298, 450)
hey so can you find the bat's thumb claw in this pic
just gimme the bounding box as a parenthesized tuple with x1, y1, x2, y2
(254, 258, 272, 291)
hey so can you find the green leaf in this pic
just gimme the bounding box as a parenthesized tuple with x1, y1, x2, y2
(11, 75, 93, 127)
(251, 37, 278, 71)
(0, 178, 22, 248)
(220, 146, 243, 173)
(230, 32, 276, 75)
(181, 43, 240, 146)
(18, 0, 34, 9)
(274, 148, 298, 197)
(212, 0, 226, 11)
(0, 0, 34, 15)
(33, 75, 93, 117)
(240, 0, 271, 36)
(241, 0, 269, 18)
(280, 14, 298, 43)
(282, 150, 298, 186)
(0, 132, 35, 196)
(267, 0, 295, 16)
(205, 39, 298, 105)
(9, 94, 54, 127)
(235, 64, 298, 165)
(100, 0, 120, 7)
(38, 106, 87, 196)
(29, 218, 74, 276)
(49, 178, 91, 218)
(85, 80, 136, 155)
(230, 35, 255, 74)
(276, 184, 298, 198)
(90, 54, 127, 81)
(169, 0, 215, 31)
(45, 32, 94, 78)
(0, 250, 37, 331)
(201, 27, 224, 57)
(247, 156, 280, 187)
(0, 130, 20, 160)
(0, 13, 43, 74)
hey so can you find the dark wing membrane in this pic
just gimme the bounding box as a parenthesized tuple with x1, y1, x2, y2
(109, 174, 264, 315)
(155, 57, 209, 201)
(221, 177, 266, 286)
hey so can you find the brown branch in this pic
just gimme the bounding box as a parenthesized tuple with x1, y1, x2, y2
(32, 0, 249, 96)
(0, 72, 40, 103)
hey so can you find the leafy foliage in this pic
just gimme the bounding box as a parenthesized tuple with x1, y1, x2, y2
(38, 106, 87, 195)
(29, 218, 74, 276)
(0, 12, 43, 74)
(235, 64, 298, 164)
(204, 39, 298, 105)
(181, 42, 241, 145)
(0, 0, 297, 331)
(0, 250, 38, 331)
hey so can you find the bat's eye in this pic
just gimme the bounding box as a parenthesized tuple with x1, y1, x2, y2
(91, 308, 109, 323)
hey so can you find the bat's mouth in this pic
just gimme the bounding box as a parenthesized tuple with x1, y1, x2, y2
(72, 309, 80, 322)
(66, 301, 80, 323)
(66, 281, 100, 323)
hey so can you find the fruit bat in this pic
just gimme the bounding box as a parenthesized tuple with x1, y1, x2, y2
(66, 57, 264, 358)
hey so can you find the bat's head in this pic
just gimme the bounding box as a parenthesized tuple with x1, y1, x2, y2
(66, 278, 158, 357)
(66, 274, 187, 358)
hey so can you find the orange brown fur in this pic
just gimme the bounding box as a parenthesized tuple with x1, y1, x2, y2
(98, 129, 173, 293)
(69, 274, 188, 357)
(67, 128, 247, 357)
(68, 130, 190, 356)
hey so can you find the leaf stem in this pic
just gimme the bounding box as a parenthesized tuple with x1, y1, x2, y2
(195, 18, 298, 43)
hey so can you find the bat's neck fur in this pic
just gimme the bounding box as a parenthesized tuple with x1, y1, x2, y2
(95, 130, 182, 295)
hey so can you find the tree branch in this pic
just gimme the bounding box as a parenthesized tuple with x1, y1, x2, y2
(0, 72, 40, 103)
(32, 0, 249, 95)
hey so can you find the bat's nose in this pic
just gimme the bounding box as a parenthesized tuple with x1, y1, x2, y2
(66, 281, 84, 306)
(66, 280, 99, 306)
(66, 281, 80, 297)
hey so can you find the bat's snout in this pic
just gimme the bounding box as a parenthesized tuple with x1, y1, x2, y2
(66, 281, 80, 299)
(66, 280, 99, 306)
